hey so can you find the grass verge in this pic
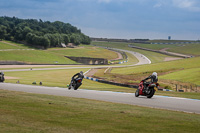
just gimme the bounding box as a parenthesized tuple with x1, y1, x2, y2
(4, 68, 200, 99)
(0, 89, 200, 133)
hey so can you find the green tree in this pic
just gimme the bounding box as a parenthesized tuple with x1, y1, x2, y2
(70, 33, 82, 45)
(22, 26, 32, 39)
(0, 25, 7, 40)
(62, 34, 70, 44)
(41, 36, 50, 49)
(0, 16, 90, 48)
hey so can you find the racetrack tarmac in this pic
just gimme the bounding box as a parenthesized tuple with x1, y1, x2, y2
(1, 48, 199, 114)
(1, 83, 200, 114)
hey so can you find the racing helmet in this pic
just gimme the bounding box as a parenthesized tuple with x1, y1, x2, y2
(80, 71, 83, 75)
(152, 72, 157, 78)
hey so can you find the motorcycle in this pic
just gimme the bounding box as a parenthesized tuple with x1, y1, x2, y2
(135, 80, 159, 98)
(0, 72, 5, 82)
(68, 78, 82, 90)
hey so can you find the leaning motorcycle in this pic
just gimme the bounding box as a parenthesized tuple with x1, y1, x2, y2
(0, 72, 5, 82)
(68, 78, 82, 90)
(135, 80, 159, 98)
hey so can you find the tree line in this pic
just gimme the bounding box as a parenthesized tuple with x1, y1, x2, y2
(0, 16, 91, 49)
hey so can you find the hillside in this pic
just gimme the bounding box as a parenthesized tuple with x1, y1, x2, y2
(131, 41, 200, 56)
(0, 41, 118, 65)
(0, 16, 90, 49)
(91, 41, 200, 91)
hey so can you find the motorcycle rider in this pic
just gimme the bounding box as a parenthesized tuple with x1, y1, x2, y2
(69, 71, 84, 89)
(0, 71, 5, 82)
(142, 72, 158, 92)
(72, 71, 84, 81)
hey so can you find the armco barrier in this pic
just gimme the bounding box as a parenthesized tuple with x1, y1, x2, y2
(84, 76, 173, 91)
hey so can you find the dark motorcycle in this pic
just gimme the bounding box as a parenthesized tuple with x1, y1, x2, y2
(68, 78, 82, 90)
(135, 80, 159, 98)
(0, 72, 5, 82)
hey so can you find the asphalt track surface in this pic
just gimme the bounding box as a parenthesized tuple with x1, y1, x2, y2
(1, 48, 199, 114)
(1, 83, 200, 114)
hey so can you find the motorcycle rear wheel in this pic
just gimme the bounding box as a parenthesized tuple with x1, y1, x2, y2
(0, 77, 4, 82)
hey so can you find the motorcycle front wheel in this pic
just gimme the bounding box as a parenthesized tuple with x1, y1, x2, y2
(135, 89, 139, 97)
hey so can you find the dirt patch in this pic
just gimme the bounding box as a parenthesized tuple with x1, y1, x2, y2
(113, 51, 123, 60)
(4, 76, 19, 79)
(85, 68, 100, 77)
(164, 57, 182, 61)
(160, 48, 169, 52)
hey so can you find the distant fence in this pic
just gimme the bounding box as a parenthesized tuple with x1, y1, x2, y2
(172, 84, 200, 92)
(151, 42, 200, 45)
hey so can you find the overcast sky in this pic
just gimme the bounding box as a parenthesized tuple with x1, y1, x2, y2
(1, 0, 200, 40)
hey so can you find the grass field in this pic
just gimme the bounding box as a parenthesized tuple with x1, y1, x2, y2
(4, 68, 200, 99)
(0, 50, 78, 64)
(0, 41, 21, 49)
(1, 40, 200, 132)
(168, 43, 200, 56)
(91, 41, 200, 91)
(4, 68, 130, 92)
(110, 57, 200, 85)
(130, 41, 200, 56)
(131, 43, 176, 50)
(0, 89, 200, 133)
(48, 45, 118, 60)
(0, 41, 33, 49)
(0, 41, 120, 64)
(149, 40, 198, 43)
(92, 41, 176, 63)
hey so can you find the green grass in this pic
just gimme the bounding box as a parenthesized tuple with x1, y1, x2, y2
(92, 41, 175, 63)
(131, 43, 177, 50)
(0, 40, 33, 49)
(0, 50, 78, 64)
(0, 41, 20, 49)
(111, 57, 200, 85)
(4, 68, 200, 99)
(149, 40, 198, 43)
(4, 69, 88, 88)
(0, 41, 120, 64)
(48, 45, 118, 60)
(168, 43, 200, 56)
(130, 41, 200, 56)
(0, 89, 200, 133)
(125, 52, 139, 65)
(4, 69, 129, 91)
(91, 41, 200, 85)
(112, 57, 200, 74)
(160, 67, 200, 84)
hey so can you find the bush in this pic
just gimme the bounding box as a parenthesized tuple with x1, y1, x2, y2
(164, 85, 172, 90)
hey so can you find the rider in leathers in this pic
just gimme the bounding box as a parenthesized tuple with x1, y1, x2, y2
(142, 72, 158, 92)
(72, 71, 84, 82)
(71, 71, 84, 85)
(69, 71, 84, 90)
